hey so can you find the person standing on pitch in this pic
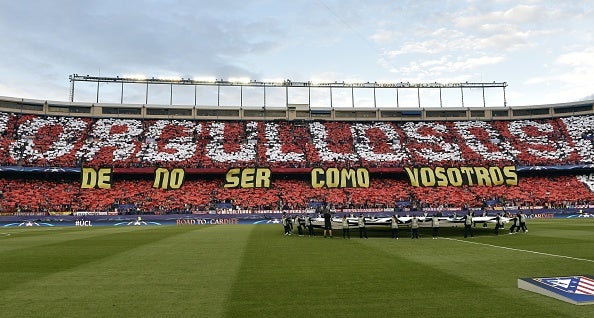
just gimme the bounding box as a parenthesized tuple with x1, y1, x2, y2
(431, 213, 440, 239)
(391, 214, 399, 239)
(358, 214, 368, 239)
(410, 215, 420, 239)
(306, 214, 315, 237)
(494, 213, 502, 235)
(323, 206, 333, 238)
(463, 211, 473, 238)
(509, 213, 519, 234)
(519, 212, 528, 232)
(342, 215, 350, 239)
(297, 214, 306, 236)
(282, 212, 290, 235)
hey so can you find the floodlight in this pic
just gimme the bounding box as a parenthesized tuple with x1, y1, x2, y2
(122, 74, 146, 80)
(160, 76, 182, 81)
(228, 77, 250, 84)
(193, 76, 217, 83)
(262, 78, 284, 84)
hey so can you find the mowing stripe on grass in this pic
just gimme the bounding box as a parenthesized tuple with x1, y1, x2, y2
(224, 225, 575, 318)
(0, 226, 207, 292)
(0, 225, 254, 318)
(442, 237, 594, 263)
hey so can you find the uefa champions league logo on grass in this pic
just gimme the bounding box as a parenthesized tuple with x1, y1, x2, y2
(2, 220, 54, 227)
(114, 217, 161, 226)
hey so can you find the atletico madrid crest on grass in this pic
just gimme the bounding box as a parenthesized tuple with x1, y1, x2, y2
(518, 275, 594, 305)
(536, 276, 594, 295)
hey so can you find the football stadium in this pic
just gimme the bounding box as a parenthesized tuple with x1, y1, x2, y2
(1, 75, 593, 317)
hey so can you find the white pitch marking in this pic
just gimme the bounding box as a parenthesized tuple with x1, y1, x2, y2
(442, 237, 594, 263)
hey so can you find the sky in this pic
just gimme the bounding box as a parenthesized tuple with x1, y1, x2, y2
(0, 0, 592, 108)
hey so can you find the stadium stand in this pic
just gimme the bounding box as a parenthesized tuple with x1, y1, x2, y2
(4, 112, 594, 168)
(2, 108, 594, 215)
(1, 174, 593, 214)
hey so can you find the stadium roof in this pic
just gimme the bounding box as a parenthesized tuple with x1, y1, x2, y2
(69, 74, 508, 109)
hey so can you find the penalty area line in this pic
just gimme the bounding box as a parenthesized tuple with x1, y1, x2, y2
(442, 237, 594, 264)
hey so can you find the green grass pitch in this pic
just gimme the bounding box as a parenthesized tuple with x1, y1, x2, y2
(1, 219, 593, 317)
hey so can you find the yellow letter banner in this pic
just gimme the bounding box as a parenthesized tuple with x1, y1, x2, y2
(153, 168, 186, 189)
(404, 166, 517, 187)
(310, 167, 370, 188)
(224, 167, 272, 188)
(81, 167, 113, 189)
